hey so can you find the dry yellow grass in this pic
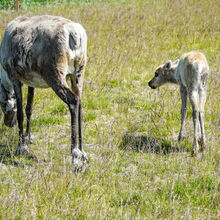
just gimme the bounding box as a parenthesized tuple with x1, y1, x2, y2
(0, 0, 219, 218)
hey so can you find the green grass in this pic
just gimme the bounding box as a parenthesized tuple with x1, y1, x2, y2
(0, 0, 220, 218)
(0, 0, 96, 9)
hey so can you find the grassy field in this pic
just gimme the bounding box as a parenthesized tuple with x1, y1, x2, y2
(0, 0, 219, 218)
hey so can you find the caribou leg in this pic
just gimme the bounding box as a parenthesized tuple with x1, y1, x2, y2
(12, 80, 29, 155)
(189, 89, 200, 156)
(47, 76, 88, 171)
(24, 86, 35, 143)
(178, 85, 188, 141)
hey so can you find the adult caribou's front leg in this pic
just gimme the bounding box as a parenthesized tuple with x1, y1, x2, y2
(25, 86, 35, 143)
(78, 100, 83, 151)
(70, 71, 88, 163)
(78, 100, 88, 163)
(12, 79, 30, 155)
(48, 76, 88, 171)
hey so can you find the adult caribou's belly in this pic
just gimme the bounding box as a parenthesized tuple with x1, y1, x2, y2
(16, 71, 49, 88)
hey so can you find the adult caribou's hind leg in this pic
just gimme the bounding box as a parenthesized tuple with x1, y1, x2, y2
(12, 79, 30, 155)
(25, 86, 35, 143)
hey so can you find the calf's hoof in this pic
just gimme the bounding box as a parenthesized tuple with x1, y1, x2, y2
(15, 143, 30, 156)
(191, 149, 198, 157)
(191, 150, 204, 159)
(199, 140, 207, 152)
(200, 145, 207, 152)
(72, 148, 89, 172)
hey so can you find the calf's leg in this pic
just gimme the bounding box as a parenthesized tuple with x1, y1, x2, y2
(198, 89, 207, 151)
(178, 85, 187, 141)
(189, 89, 200, 156)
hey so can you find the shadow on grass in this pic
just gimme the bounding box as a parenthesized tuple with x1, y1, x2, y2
(0, 142, 38, 168)
(119, 133, 189, 155)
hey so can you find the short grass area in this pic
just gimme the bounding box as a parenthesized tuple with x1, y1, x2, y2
(0, 0, 220, 218)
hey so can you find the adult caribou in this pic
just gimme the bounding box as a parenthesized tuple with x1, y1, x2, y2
(0, 15, 88, 171)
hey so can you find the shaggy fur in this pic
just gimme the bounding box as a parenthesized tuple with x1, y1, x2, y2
(0, 15, 88, 171)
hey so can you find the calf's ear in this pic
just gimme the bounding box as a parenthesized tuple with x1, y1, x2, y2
(163, 60, 172, 70)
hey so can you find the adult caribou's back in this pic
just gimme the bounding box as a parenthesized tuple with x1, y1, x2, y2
(0, 15, 88, 171)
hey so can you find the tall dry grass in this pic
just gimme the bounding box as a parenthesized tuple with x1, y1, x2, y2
(0, 0, 219, 218)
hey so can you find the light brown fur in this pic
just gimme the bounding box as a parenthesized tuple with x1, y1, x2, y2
(148, 51, 209, 156)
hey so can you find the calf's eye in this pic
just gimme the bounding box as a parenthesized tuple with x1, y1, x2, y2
(155, 72, 159, 77)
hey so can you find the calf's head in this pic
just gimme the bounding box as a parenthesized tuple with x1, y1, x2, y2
(148, 60, 175, 89)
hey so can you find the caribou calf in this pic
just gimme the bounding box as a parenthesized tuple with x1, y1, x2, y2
(0, 15, 88, 170)
(148, 51, 209, 156)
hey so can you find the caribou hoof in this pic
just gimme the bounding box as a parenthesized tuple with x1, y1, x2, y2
(15, 143, 30, 156)
(24, 134, 34, 144)
(191, 149, 198, 157)
(72, 148, 89, 172)
(191, 150, 204, 159)
(198, 139, 207, 152)
(200, 145, 207, 152)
